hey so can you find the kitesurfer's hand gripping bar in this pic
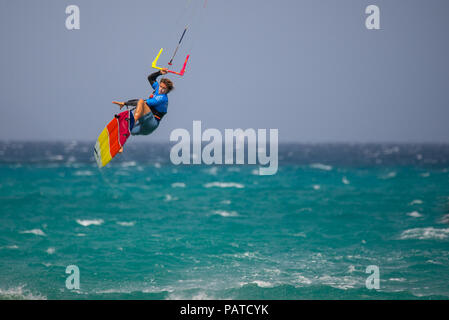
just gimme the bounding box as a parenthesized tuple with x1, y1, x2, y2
(152, 48, 190, 76)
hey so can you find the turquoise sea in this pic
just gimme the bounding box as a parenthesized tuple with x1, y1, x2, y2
(1, 141, 449, 299)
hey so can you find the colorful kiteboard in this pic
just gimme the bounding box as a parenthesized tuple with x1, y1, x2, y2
(94, 110, 134, 168)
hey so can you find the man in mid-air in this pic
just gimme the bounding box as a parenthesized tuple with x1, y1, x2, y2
(112, 68, 174, 152)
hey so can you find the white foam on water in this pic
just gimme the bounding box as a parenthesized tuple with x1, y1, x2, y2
(231, 251, 260, 259)
(76, 233, 86, 237)
(251, 169, 259, 175)
(407, 211, 423, 218)
(381, 171, 397, 179)
(167, 291, 214, 300)
(115, 171, 130, 176)
(64, 141, 78, 151)
(48, 155, 64, 161)
(204, 182, 244, 189)
(76, 219, 104, 227)
(74, 170, 94, 176)
(263, 268, 281, 276)
(409, 199, 423, 205)
(171, 182, 186, 188)
(0, 285, 46, 300)
(342, 176, 350, 185)
(318, 275, 359, 290)
(212, 210, 239, 217)
(96, 288, 134, 294)
(221, 200, 231, 205)
(121, 161, 136, 167)
(383, 146, 400, 155)
(313, 185, 321, 190)
(116, 221, 136, 227)
(20, 229, 46, 236)
(420, 172, 430, 178)
(399, 227, 449, 240)
(204, 166, 218, 175)
(348, 265, 356, 273)
(389, 278, 406, 282)
(439, 214, 449, 224)
(310, 163, 333, 171)
(164, 194, 178, 202)
(46, 247, 55, 255)
(251, 280, 274, 288)
(292, 232, 307, 238)
(96, 283, 176, 296)
(1, 245, 19, 250)
(295, 275, 313, 285)
(154, 162, 161, 168)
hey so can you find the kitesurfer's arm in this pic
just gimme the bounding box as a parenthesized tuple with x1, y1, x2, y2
(147, 69, 168, 88)
(147, 71, 161, 87)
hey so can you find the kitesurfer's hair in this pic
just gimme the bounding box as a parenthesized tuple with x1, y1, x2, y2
(161, 78, 174, 93)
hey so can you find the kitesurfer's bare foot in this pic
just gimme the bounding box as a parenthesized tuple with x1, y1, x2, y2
(118, 147, 123, 153)
(112, 101, 125, 109)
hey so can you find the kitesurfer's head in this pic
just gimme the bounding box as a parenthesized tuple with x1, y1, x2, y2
(159, 78, 174, 94)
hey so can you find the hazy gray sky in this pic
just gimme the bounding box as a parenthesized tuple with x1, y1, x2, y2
(1, 0, 448, 143)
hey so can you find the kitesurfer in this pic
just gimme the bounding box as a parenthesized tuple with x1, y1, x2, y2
(112, 68, 174, 152)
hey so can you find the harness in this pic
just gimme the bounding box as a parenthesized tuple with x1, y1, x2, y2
(147, 93, 167, 121)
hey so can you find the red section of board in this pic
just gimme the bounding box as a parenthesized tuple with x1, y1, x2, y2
(107, 118, 120, 158)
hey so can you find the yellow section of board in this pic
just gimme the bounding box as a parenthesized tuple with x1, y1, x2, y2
(97, 127, 112, 167)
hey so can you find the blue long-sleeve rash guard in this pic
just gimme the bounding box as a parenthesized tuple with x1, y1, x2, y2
(146, 71, 168, 120)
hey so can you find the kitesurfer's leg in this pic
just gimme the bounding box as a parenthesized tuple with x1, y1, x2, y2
(130, 112, 159, 137)
(113, 99, 149, 153)
(118, 99, 149, 154)
(112, 99, 140, 109)
(134, 99, 151, 122)
(125, 99, 139, 106)
(112, 101, 125, 109)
